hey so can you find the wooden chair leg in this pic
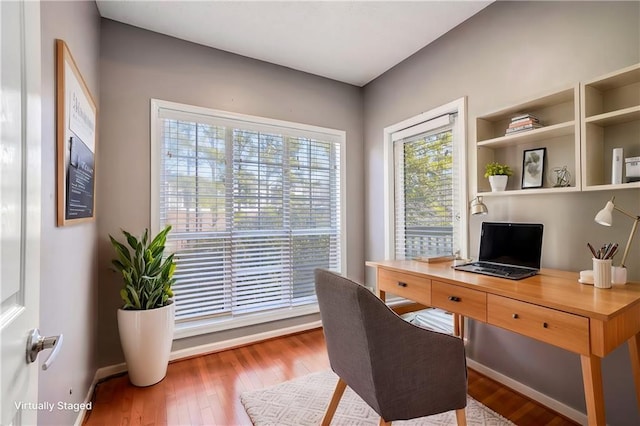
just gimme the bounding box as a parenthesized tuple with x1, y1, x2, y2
(321, 377, 347, 426)
(379, 418, 392, 426)
(455, 408, 467, 426)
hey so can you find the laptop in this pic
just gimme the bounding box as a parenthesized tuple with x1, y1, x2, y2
(454, 222, 544, 280)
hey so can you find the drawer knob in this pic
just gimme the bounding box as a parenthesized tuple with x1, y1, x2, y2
(543, 322, 548, 328)
(512, 313, 519, 319)
(448, 296, 461, 302)
(398, 282, 408, 287)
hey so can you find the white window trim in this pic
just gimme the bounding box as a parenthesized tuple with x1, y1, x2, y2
(383, 97, 468, 259)
(150, 99, 347, 339)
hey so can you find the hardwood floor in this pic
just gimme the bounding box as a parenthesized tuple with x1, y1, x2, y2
(84, 329, 578, 426)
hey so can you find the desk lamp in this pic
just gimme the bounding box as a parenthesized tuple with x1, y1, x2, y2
(594, 197, 640, 283)
(470, 196, 488, 215)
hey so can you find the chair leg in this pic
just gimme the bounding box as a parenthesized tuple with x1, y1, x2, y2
(321, 377, 347, 426)
(453, 314, 465, 339)
(455, 408, 467, 426)
(379, 418, 392, 426)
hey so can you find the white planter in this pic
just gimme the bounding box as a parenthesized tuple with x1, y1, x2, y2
(489, 175, 508, 192)
(117, 301, 175, 386)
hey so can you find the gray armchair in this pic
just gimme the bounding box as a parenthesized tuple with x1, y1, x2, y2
(314, 269, 467, 426)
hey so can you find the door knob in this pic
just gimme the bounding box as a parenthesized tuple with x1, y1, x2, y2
(26, 328, 63, 370)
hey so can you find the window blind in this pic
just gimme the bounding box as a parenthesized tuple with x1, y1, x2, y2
(155, 104, 342, 327)
(393, 115, 458, 259)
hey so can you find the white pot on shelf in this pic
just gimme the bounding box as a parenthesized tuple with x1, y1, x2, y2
(489, 175, 508, 192)
(117, 301, 175, 387)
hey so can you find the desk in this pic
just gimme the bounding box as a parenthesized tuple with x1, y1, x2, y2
(366, 260, 640, 426)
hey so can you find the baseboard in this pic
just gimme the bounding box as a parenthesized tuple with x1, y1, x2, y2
(75, 320, 323, 425)
(466, 359, 588, 426)
(169, 319, 323, 360)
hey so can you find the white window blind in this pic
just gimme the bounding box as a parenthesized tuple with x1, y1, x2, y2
(152, 101, 343, 332)
(392, 113, 463, 259)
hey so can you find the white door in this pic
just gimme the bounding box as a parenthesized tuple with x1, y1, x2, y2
(1, 1, 42, 425)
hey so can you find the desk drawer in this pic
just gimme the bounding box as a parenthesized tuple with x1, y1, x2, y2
(487, 294, 590, 354)
(378, 269, 431, 305)
(432, 281, 487, 322)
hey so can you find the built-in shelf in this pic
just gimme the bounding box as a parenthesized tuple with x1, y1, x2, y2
(475, 86, 580, 195)
(581, 63, 640, 190)
(478, 186, 579, 197)
(473, 63, 640, 197)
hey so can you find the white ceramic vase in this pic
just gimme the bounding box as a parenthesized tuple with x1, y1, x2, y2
(117, 301, 175, 386)
(489, 175, 508, 192)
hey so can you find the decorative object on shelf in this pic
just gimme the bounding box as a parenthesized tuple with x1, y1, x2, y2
(110, 225, 177, 386)
(505, 113, 543, 136)
(594, 197, 640, 285)
(612, 148, 623, 185)
(626, 156, 640, 182)
(521, 147, 546, 189)
(470, 196, 488, 215)
(484, 162, 512, 192)
(549, 165, 571, 187)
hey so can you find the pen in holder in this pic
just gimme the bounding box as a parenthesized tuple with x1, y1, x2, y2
(593, 258, 612, 289)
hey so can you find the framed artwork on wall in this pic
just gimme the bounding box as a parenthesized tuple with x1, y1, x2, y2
(56, 39, 97, 226)
(522, 147, 546, 189)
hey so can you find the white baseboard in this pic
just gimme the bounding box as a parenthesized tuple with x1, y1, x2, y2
(466, 359, 588, 426)
(74, 320, 322, 425)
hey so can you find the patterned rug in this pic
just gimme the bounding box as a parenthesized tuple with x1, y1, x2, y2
(240, 370, 515, 425)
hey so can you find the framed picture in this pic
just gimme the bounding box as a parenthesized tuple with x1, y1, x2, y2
(56, 39, 97, 226)
(522, 148, 546, 189)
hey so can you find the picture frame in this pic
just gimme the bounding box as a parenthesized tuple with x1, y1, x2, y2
(56, 39, 98, 226)
(522, 147, 546, 189)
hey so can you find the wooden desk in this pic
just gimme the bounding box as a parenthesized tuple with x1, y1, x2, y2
(366, 260, 640, 426)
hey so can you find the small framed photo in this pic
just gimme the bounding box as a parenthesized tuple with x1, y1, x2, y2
(522, 147, 546, 189)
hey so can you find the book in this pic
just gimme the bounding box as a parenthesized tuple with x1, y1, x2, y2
(415, 254, 456, 263)
(505, 123, 543, 134)
(511, 113, 540, 122)
(508, 118, 538, 128)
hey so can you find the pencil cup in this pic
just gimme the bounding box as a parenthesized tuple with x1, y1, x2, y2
(593, 258, 612, 289)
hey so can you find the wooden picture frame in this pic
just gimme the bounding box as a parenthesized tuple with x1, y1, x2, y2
(56, 39, 97, 226)
(521, 147, 546, 189)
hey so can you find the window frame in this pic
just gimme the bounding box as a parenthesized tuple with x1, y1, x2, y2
(150, 99, 347, 339)
(382, 97, 468, 259)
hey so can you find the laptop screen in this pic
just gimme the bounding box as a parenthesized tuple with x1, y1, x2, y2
(479, 222, 544, 269)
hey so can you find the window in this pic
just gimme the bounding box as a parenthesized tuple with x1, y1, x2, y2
(151, 100, 345, 337)
(383, 98, 467, 260)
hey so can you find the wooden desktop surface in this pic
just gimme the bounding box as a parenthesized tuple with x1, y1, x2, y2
(366, 259, 640, 322)
(366, 259, 640, 426)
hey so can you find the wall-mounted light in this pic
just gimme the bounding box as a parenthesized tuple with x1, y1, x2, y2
(470, 196, 488, 216)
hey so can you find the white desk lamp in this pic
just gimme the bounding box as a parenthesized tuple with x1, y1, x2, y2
(594, 197, 640, 283)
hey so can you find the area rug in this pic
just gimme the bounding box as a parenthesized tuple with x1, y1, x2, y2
(240, 370, 515, 425)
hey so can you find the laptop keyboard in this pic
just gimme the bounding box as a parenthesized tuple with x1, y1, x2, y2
(455, 262, 537, 280)
(475, 264, 527, 276)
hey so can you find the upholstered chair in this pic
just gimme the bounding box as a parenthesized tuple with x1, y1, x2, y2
(314, 269, 468, 426)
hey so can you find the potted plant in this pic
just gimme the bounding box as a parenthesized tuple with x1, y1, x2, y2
(110, 225, 176, 386)
(484, 162, 513, 192)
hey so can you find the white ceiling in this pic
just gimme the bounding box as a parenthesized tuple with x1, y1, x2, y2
(96, 1, 493, 87)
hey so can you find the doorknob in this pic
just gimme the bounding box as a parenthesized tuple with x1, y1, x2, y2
(26, 328, 63, 370)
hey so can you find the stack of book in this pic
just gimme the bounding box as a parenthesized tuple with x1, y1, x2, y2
(505, 113, 543, 135)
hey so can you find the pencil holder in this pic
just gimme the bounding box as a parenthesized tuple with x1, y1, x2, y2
(593, 258, 612, 289)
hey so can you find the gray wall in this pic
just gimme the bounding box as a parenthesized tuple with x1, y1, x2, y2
(97, 19, 364, 366)
(363, 1, 639, 425)
(39, 1, 100, 425)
